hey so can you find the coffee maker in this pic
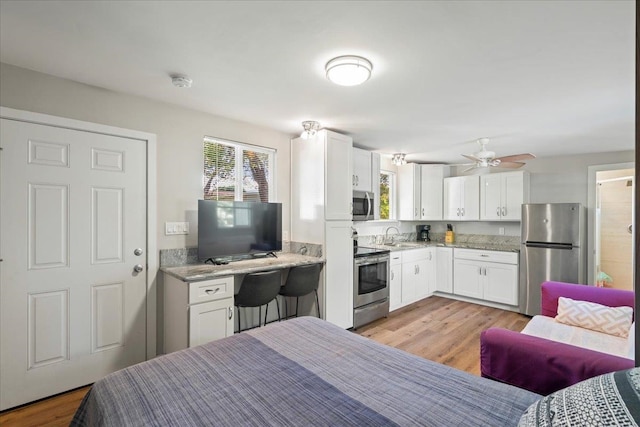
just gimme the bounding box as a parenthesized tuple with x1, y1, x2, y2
(416, 225, 431, 242)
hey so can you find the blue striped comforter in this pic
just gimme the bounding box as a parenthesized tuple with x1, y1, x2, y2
(71, 317, 539, 426)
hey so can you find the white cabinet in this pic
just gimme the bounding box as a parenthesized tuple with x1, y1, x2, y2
(397, 164, 421, 220)
(436, 246, 453, 293)
(444, 175, 480, 221)
(480, 171, 529, 221)
(400, 248, 435, 305)
(420, 165, 450, 220)
(291, 130, 354, 330)
(453, 249, 518, 306)
(353, 147, 373, 192)
(164, 275, 234, 354)
(389, 252, 403, 311)
(324, 221, 354, 329)
(398, 164, 450, 221)
(324, 131, 354, 220)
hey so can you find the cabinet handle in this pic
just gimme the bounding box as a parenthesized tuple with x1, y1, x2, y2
(456, 208, 460, 217)
(228, 307, 233, 320)
(422, 208, 425, 217)
(496, 207, 501, 216)
(391, 271, 394, 280)
(352, 175, 355, 186)
(502, 207, 507, 216)
(461, 207, 465, 217)
(415, 208, 418, 217)
(356, 175, 359, 186)
(205, 287, 220, 295)
(416, 265, 420, 274)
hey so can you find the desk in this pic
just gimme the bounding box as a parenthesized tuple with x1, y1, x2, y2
(161, 254, 325, 353)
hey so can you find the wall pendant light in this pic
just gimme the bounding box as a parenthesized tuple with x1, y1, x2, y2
(392, 153, 407, 166)
(325, 55, 372, 86)
(301, 121, 321, 139)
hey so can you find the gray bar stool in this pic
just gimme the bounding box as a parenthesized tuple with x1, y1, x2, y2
(235, 270, 282, 332)
(279, 263, 322, 319)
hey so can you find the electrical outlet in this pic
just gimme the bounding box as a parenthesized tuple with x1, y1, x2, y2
(283, 231, 289, 241)
(498, 227, 505, 235)
(165, 222, 190, 235)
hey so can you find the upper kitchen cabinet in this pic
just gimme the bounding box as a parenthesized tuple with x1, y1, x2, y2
(480, 171, 530, 221)
(420, 165, 450, 220)
(398, 164, 450, 221)
(352, 147, 373, 192)
(443, 175, 480, 221)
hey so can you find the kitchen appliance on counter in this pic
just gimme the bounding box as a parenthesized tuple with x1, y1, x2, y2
(353, 191, 374, 221)
(520, 203, 585, 316)
(416, 225, 431, 242)
(353, 247, 390, 328)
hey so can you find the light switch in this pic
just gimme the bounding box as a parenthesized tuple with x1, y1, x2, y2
(166, 222, 190, 235)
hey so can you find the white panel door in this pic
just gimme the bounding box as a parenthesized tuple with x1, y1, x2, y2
(0, 119, 147, 410)
(324, 131, 353, 221)
(480, 173, 503, 220)
(502, 172, 525, 220)
(324, 221, 353, 328)
(484, 263, 519, 305)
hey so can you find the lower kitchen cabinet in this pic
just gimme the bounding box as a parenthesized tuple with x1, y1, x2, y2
(389, 252, 403, 311)
(164, 274, 234, 354)
(453, 249, 518, 306)
(400, 248, 435, 306)
(435, 247, 453, 293)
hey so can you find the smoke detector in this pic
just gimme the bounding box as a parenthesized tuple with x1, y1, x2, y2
(171, 75, 193, 88)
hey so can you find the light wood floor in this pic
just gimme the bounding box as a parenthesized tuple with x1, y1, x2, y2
(0, 296, 528, 426)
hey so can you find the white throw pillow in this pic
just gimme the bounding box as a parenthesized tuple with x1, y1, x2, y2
(555, 297, 633, 338)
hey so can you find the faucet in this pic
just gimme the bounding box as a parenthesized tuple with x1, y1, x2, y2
(385, 226, 400, 244)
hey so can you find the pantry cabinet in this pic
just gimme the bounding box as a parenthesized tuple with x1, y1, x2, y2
(453, 249, 518, 306)
(444, 175, 480, 221)
(480, 171, 529, 221)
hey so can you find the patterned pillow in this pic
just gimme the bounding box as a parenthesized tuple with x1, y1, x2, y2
(518, 368, 640, 426)
(555, 297, 633, 338)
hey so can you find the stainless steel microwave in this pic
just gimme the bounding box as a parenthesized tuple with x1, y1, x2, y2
(353, 191, 374, 221)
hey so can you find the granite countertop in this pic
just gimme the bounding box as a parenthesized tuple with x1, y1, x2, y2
(161, 252, 325, 282)
(366, 241, 520, 253)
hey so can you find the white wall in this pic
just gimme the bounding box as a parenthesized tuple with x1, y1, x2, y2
(0, 63, 292, 251)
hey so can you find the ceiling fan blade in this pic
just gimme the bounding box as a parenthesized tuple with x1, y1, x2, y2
(494, 153, 536, 163)
(462, 154, 481, 162)
(494, 161, 525, 169)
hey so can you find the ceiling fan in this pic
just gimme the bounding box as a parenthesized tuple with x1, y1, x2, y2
(459, 138, 535, 172)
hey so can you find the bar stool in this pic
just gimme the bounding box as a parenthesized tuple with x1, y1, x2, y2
(279, 263, 322, 319)
(235, 270, 282, 332)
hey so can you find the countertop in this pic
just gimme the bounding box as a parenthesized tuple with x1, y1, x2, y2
(161, 252, 325, 282)
(366, 241, 520, 253)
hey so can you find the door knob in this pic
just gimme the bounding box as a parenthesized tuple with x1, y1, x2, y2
(133, 264, 144, 273)
(134, 248, 143, 256)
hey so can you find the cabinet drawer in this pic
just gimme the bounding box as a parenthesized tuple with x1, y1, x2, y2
(390, 252, 403, 265)
(189, 277, 233, 304)
(454, 248, 518, 264)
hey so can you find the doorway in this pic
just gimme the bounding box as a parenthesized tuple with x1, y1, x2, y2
(587, 162, 635, 289)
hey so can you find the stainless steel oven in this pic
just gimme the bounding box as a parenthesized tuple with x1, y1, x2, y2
(353, 247, 390, 329)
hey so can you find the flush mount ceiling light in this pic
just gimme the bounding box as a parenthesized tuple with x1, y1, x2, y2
(325, 55, 372, 86)
(300, 121, 321, 139)
(392, 153, 407, 166)
(171, 74, 193, 88)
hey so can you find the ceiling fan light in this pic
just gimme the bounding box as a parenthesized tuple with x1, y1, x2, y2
(325, 55, 372, 86)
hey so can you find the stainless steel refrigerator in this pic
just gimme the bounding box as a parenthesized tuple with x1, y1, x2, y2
(520, 203, 585, 315)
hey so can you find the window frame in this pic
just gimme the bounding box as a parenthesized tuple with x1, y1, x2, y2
(203, 136, 277, 202)
(379, 169, 396, 221)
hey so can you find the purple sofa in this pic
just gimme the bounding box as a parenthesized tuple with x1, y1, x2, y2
(480, 281, 635, 395)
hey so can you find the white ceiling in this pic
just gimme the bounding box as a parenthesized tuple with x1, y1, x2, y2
(0, 1, 635, 163)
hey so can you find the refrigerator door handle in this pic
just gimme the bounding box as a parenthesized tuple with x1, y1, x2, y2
(524, 241, 574, 250)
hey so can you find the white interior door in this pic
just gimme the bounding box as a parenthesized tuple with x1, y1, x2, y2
(0, 118, 148, 410)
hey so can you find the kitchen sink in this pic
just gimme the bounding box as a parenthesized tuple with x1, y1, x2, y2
(384, 242, 424, 248)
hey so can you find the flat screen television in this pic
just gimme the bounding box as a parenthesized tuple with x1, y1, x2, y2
(198, 200, 282, 263)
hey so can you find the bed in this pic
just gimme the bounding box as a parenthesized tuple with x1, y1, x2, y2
(71, 316, 540, 426)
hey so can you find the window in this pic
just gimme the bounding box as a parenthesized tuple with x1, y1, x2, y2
(203, 137, 275, 202)
(380, 170, 395, 220)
